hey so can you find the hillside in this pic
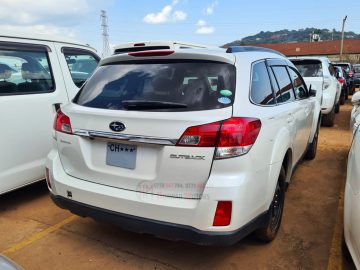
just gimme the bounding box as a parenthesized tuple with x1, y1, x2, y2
(225, 28, 360, 46)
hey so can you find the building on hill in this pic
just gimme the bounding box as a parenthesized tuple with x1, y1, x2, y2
(250, 40, 360, 63)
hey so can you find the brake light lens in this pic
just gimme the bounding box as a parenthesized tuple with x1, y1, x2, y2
(213, 201, 232, 226)
(349, 71, 353, 77)
(128, 50, 175, 57)
(176, 117, 261, 159)
(338, 77, 345, 84)
(54, 109, 72, 134)
(177, 121, 221, 147)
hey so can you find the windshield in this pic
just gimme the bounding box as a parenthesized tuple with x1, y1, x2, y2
(75, 61, 236, 111)
(291, 60, 323, 77)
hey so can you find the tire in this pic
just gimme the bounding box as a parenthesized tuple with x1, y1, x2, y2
(255, 167, 286, 242)
(322, 106, 335, 127)
(304, 120, 319, 160)
(340, 92, 345, 105)
(335, 101, 340, 113)
(345, 87, 349, 100)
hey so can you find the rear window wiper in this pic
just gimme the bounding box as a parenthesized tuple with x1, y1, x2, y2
(122, 100, 188, 110)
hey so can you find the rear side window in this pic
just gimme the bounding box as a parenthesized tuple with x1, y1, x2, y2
(250, 61, 275, 105)
(75, 61, 236, 112)
(328, 64, 336, 77)
(271, 66, 295, 103)
(0, 47, 54, 96)
(291, 60, 323, 77)
(268, 68, 283, 103)
(63, 48, 99, 88)
(287, 67, 308, 99)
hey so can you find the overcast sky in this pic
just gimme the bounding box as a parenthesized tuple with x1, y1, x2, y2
(1, 0, 360, 55)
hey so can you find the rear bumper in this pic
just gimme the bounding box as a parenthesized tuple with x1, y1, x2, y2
(51, 194, 268, 246)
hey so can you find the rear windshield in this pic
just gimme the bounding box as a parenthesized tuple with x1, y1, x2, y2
(291, 60, 323, 77)
(74, 61, 236, 111)
(334, 64, 350, 72)
(354, 66, 360, 73)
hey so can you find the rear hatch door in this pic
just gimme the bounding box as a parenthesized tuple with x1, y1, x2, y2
(57, 58, 236, 198)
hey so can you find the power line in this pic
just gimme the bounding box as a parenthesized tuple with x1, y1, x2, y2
(100, 10, 111, 58)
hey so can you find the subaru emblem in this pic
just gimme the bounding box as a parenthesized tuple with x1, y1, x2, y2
(109, 121, 126, 132)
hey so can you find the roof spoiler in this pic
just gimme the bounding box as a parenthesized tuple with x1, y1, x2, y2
(226, 46, 285, 57)
(113, 41, 210, 55)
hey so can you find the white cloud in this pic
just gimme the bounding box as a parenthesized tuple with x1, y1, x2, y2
(143, 2, 187, 24)
(173, 11, 187, 21)
(0, 0, 91, 25)
(196, 26, 215, 34)
(0, 0, 112, 41)
(195, 20, 214, 34)
(0, 24, 76, 39)
(205, 1, 218, 15)
(197, 20, 207, 27)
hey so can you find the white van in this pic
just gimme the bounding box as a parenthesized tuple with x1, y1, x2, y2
(0, 32, 100, 195)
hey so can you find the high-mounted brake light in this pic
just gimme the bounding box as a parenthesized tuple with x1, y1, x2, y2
(176, 117, 262, 159)
(134, 43, 145, 47)
(54, 109, 72, 134)
(213, 201, 232, 226)
(128, 50, 175, 57)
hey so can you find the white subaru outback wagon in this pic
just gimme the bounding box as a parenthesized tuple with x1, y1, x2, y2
(46, 42, 321, 245)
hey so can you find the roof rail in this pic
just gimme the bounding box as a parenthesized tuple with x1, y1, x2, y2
(114, 41, 210, 54)
(226, 46, 285, 57)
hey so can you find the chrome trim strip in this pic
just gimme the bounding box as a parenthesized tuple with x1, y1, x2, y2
(73, 129, 177, 146)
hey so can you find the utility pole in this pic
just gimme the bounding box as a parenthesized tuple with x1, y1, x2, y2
(340, 15, 348, 61)
(100, 10, 111, 58)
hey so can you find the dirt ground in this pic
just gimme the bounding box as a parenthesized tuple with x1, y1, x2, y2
(0, 101, 356, 270)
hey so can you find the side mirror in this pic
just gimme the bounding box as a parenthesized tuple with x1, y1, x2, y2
(352, 92, 360, 105)
(308, 85, 316, 97)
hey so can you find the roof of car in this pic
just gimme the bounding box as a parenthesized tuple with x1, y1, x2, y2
(103, 42, 287, 66)
(289, 56, 329, 61)
(101, 48, 288, 66)
(0, 30, 95, 50)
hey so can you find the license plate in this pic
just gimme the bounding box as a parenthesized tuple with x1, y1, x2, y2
(106, 143, 137, 169)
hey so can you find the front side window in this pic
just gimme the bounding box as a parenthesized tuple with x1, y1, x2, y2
(75, 61, 236, 112)
(250, 61, 275, 105)
(63, 48, 99, 88)
(287, 67, 308, 99)
(271, 66, 295, 103)
(0, 49, 54, 96)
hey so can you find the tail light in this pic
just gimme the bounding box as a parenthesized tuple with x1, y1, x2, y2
(338, 77, 345, 84)
(176, 117, 261, 159)
(323, 76, 331, 90)
(349, 71, 353, 77)
(213, 201, 232, 226)
(54, 109, 72, 134)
